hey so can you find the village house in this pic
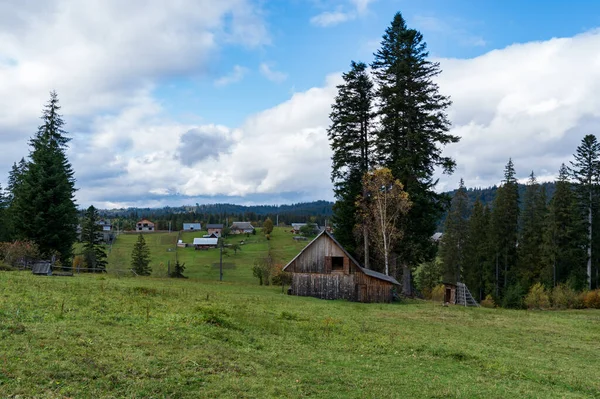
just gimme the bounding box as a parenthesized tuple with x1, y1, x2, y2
(97, 219, 114, 243)
(230, 222, 254, 234)
(283, 230, 400, 303)
(183, 222, 201, 231)
(136, 219, 155, 232)
(291, 223, 306, 233)
(193, 237, 218, 250)
(206, 224, 224, 237)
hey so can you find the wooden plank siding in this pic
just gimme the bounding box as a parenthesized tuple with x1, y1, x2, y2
(285, 233, 396, 303)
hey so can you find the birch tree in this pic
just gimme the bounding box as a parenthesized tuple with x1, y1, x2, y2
(357, 168, 411, 275)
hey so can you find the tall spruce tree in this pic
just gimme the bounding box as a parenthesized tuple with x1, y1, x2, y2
(131, 234, 151, 276)
(81, 205, 107, 272)
(462, 199, 491, 301)
(12, 92, 78, 263)
(440, 178, 469, 284)
(328, 61, 374, 262)
(490, 159, 520, 299)
(569, 134, 600, 290)
(516, 172, 547, 288)
(371, 12, 459, 295)
(542, 164, 587, 288)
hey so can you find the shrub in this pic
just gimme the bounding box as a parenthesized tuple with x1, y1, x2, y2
(551, 284, 578, 309)
(271, 263, 292, 286)
(430, 284, 445, 302)
(573, 291, 587, 309)
(524, 283, 550, 310)
(501, 284, 525, 309)
(252, 256, 274, 285)
(0, 260, 15, 271)
(0, 241, 40, 267)
(480, 295, 496, 308)
(583, 290, 600, 309)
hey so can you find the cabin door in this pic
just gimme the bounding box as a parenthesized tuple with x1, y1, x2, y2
(359, 284, 367, 302)
(445, 288, 452, 303)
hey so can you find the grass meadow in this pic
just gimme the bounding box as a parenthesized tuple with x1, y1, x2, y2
(0, 227, 599, 397)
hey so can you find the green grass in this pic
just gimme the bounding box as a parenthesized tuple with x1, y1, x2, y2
(0, 272, 599, 398)
(104, 227, 311, 283)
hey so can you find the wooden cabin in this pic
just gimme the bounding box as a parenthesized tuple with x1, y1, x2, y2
(443, 282, 457, 304)
(283, 231, 400, 303)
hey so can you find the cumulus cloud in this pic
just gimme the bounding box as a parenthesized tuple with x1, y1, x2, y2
(259, 63, 288, 83)
(0, 0, 269, 186)
(176, 126, 237, 166)
(435, 30, 600, 191)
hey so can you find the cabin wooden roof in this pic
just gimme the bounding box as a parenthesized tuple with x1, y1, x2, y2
(283, 230, 400, 285)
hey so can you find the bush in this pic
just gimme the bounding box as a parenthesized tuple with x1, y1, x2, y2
(583, 290, 600, 309)
(271, 263, 292, 286)
(0, 260, 15, 271)
(501, 284, 525, 309)
(551, 284, 578, 309)
(524, 283, 550, 310)
(431, 284, 445, 302)
(480, 295, 496, 308)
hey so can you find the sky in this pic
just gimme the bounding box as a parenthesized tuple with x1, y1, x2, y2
(2, 0, 600, 209)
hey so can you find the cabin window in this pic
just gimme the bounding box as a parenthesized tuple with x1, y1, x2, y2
(331, 256, 344, 271)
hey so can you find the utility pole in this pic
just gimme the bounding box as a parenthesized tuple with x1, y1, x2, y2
(219, 238, 223, 281)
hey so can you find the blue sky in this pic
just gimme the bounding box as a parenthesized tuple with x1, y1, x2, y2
(2, 0, 600, 208)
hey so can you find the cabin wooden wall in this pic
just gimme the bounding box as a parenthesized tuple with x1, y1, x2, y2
(286, 234, 350, 274)
(291, 273, 357, 301)
(355, 273, 394, 303)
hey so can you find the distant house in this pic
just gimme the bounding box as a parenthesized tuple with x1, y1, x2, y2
(230, 222, 254, 234)
(136, 219, 155, 232)
(193, 237, 218, 250)
(291, 223, 306, 233)
(183, 223, 201, 231)
(206, 224, 224, 237)
(283, 230, 400, 303)
(203, 233, 219, 239)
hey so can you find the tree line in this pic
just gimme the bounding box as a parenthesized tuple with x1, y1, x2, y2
(434, 135, 600, 306)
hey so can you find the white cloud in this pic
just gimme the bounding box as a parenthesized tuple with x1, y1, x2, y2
(310, 0, 375, 27)
(0, 0, 269, 186)
(214, 65, 249, 87)
(259, 63, 288, 83)
(435, 29, 600, 191)
(310, 11, 353, 27)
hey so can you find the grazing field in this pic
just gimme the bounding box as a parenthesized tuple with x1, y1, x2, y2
(0, 271, 599, 398)
(105, 227, 311, 283)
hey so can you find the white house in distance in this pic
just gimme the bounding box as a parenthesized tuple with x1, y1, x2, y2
(183, 223, 201, 231)
(230, 222, 254, 234)
(193, 237, 218, 250)
(136, 219, 155, 232)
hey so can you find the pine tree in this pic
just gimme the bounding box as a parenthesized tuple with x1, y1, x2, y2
(542, 164, 587, 288)
(81, 205, 107, 272)
(4, 158, 28, 240)
(516, 172, 547, 288)
(371, 12, 459, 295)
(462, 199, 491, 301)
(12, 92, 78, 263)
(490, 159, 520, 299)
(440, 178, 469, 284)
(0, 184, 8, 241)
(170, 260, 187, 278)
(328, 61, 374, 261)
(131, 234, 151, 276)
(569, 134, 600, 290)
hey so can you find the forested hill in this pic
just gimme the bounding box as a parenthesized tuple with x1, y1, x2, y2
(445, 182, 556, 209)
(96, 200, 334, 230)
(437, 181, 557, 231)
